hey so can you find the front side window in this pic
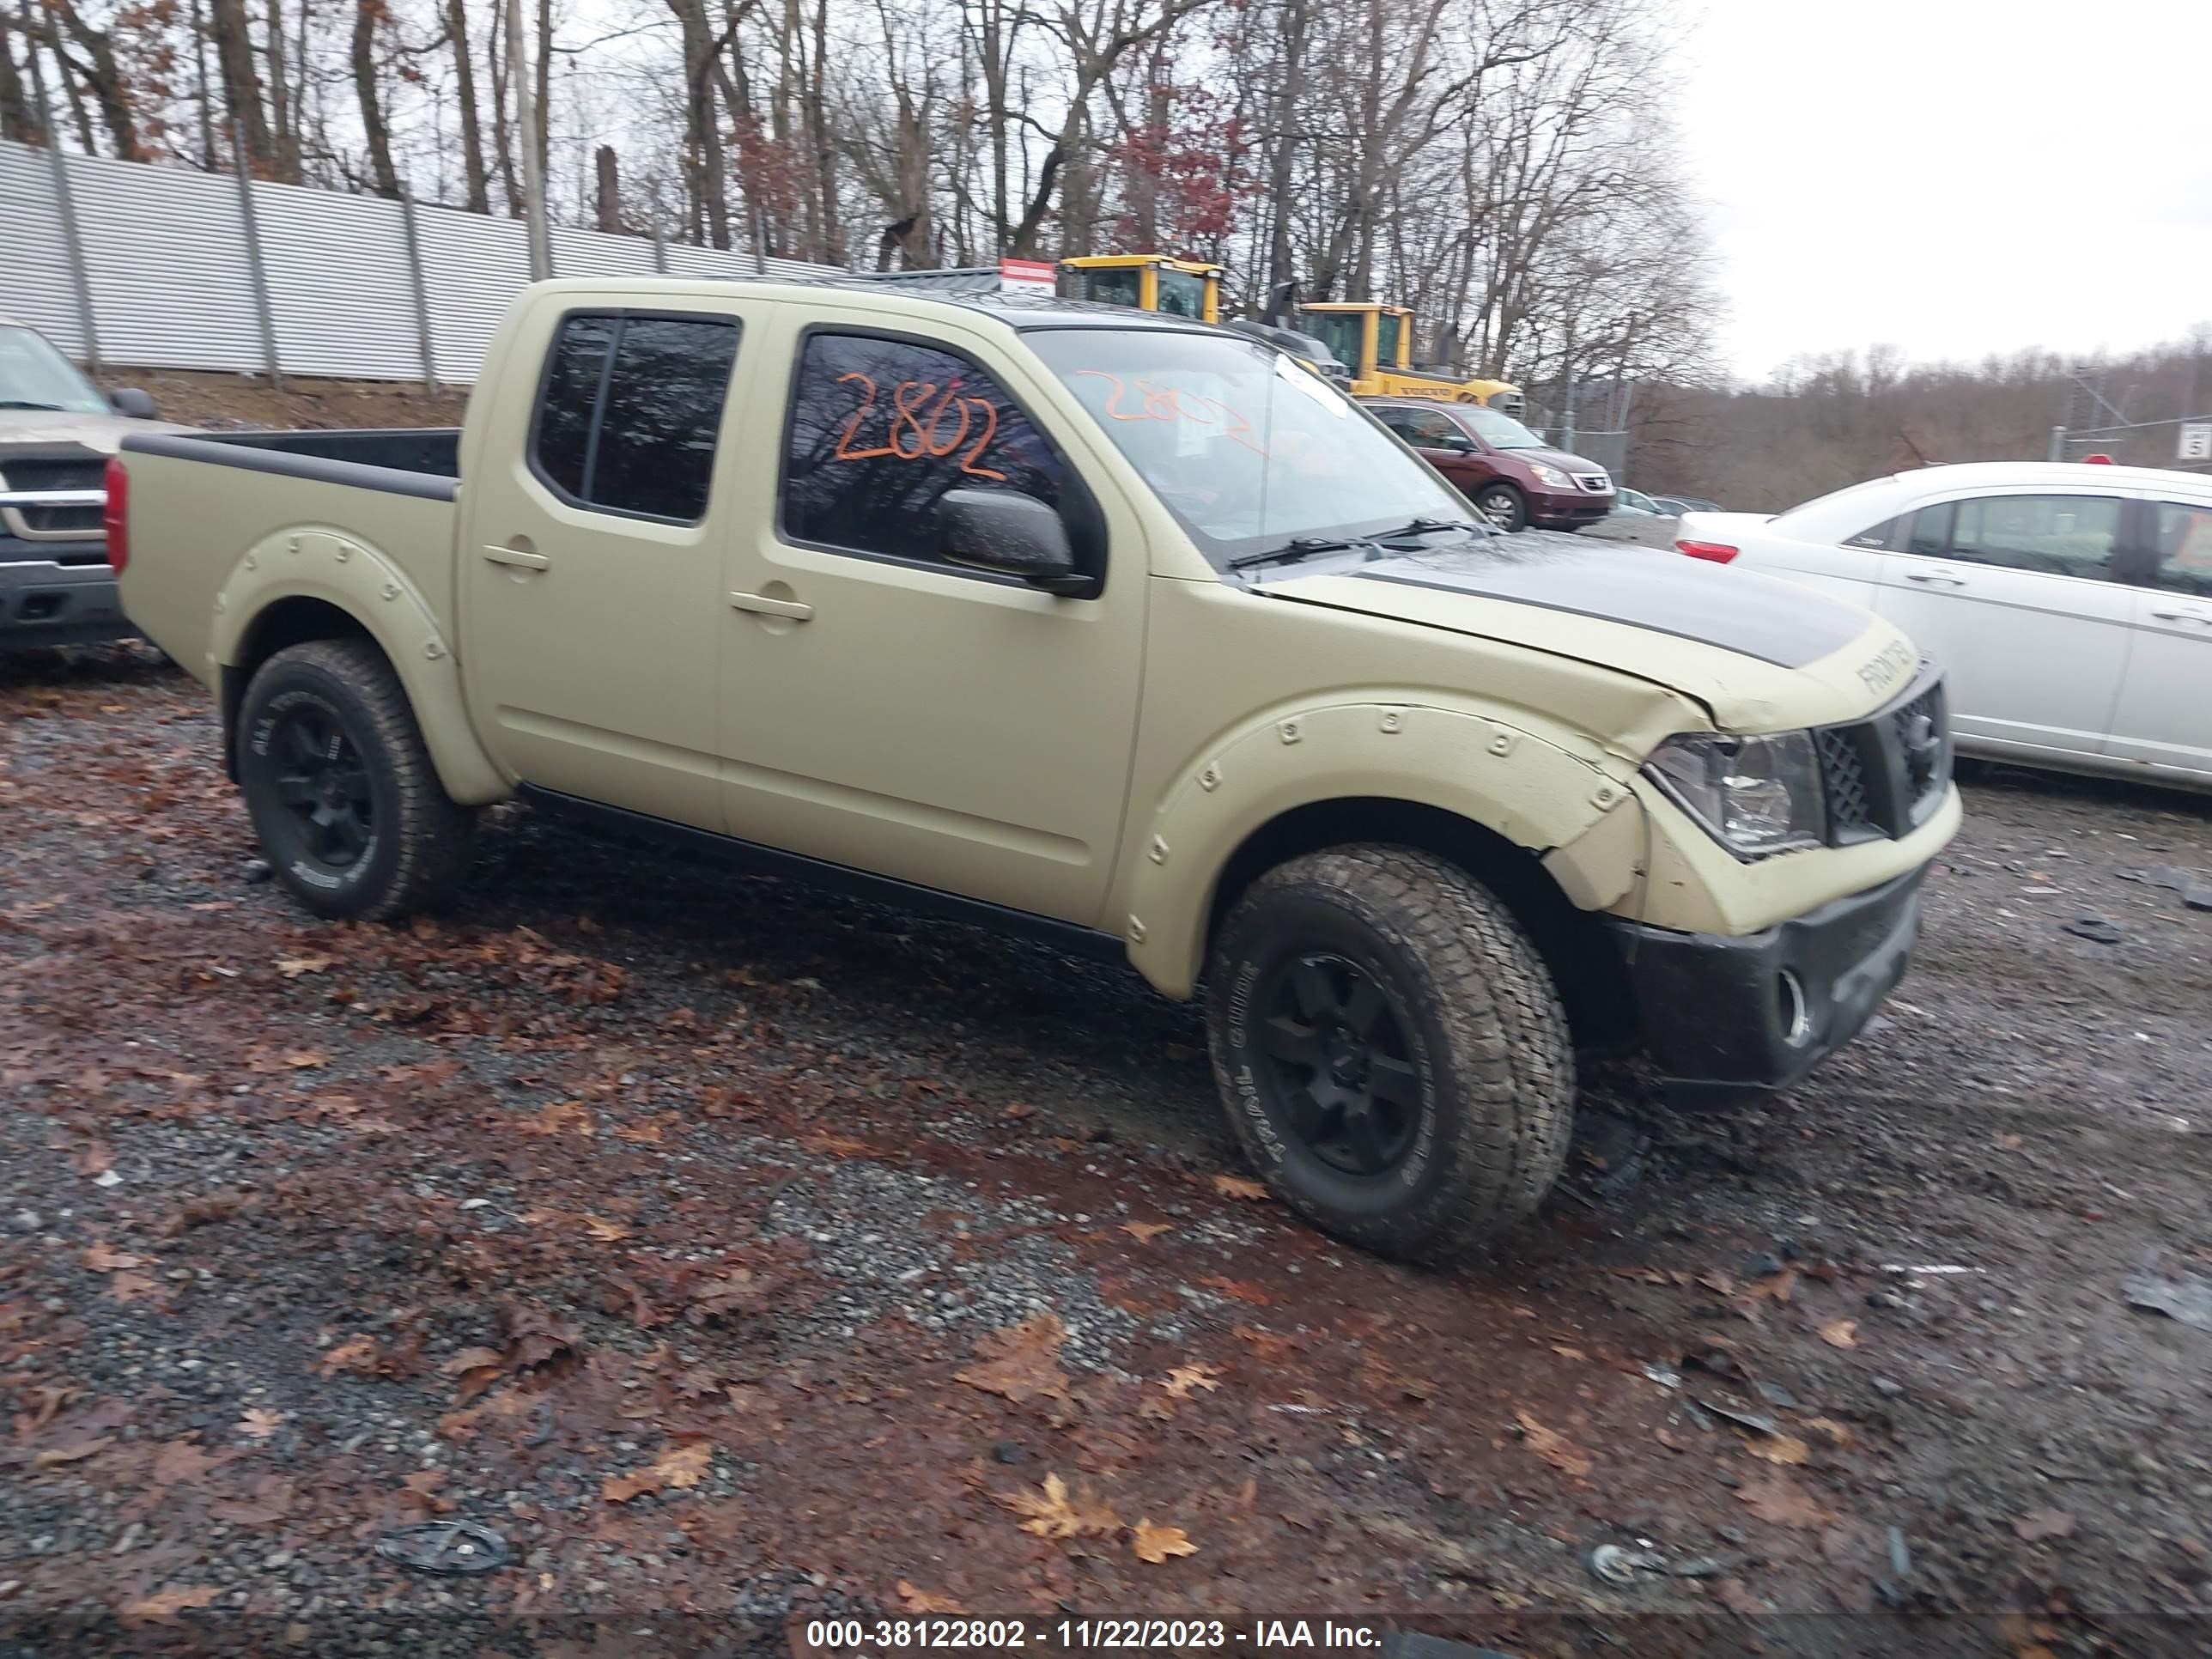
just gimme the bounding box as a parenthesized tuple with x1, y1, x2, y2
(2152, 501, 2212, 597)
(1302, 313, 1365, 371)
(1397, 407, 1462, 448)
(532, 312, 739, 522)
(0, 325, 110, 415)
(1375, 313, 1405, 366)
(1914, 493, 2122, 578)
(1028, 326, 1468, 568)
(1153, 269, 1209, 319)
(781, 332, 1066, 567)
(1078, 267, 1143, 310)
(1457, 406, 1546, 450)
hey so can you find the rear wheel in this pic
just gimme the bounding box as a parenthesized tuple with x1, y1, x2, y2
(236, 639, 473, 921)
(1205, 845, 1574, 1263)
(1472, 483, 1528, 533)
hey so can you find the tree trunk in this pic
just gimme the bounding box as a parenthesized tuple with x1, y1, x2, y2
(206, 0, 274, 173)
(46, 0, 140, 159)
(485, 0, 521, 213)
(0, 29, 36, 144)
(264, 0, 297, 179)
(594, 144, 623, 233)
(353, 0, 399, 197)
(1263, 0, 1305, 295)
(667, 0, 729, 248)
(445, 0, 489, 210)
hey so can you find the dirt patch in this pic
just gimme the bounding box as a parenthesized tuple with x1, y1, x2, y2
(2, 647, 2209, 1656)
(92, 368, 468, 432)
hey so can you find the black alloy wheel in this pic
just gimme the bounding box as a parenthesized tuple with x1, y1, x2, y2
(267, 702, 376, 868)
(1254, 951, 1423, 1176)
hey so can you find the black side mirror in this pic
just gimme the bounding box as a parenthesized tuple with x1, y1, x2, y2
(109, 388, 157, 419)
(939, 488, 1095, 597)
(1443, 432, 1476, 453)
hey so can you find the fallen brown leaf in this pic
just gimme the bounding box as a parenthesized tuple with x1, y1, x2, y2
(107, 1270, 159, 1304)
(1514, 1410, 1592, 1480)
(32, 1437, 113, 1468)
(317, 1335, 383, 1377)
(1818, 1319, 1859, 1349)
(896, 1581, 966, 1613)
(1162, 1363, 1223, 1400)
(1747, 1431, 1812, 1466)
(235, 1408, 284, 1440)
(282, 1050, 329, 1069)
(1211, 1174, 1269, 1201)
(582, 1214, 630, 1242)
(275, 956, 334, 978)
(1131, 1519, 1200, 1564)
(602, 1440, 714, 1504)
(1121, 1222, 1174, 1243)
(2013, 1508, 2075, 1543)
(999, 1473, 1121, 1540)
(518, 1100, 595, 1138)
(1804, 1416, 1854, 1446)
(149, 1438, 218, 1488)
(1735, 1474, 1834, 1528)
(75, 1141, 114, 1177)
(84, 1243, 145, 1272)
(117, 1584, 221, 1627)
(954, 1313, 1072, 1407)
(401, 1469, 455, 1514)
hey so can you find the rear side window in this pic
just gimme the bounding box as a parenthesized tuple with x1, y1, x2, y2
(780, 331, 1065, 568)
(532, 312, 740, 523)
(2152, 501, 2212, 596)
(1841, 515, 1901, 550)
(1950, 494, 2121, 578)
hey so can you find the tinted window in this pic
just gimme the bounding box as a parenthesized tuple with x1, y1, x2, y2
(781, 332, 1065, 567)
(1946, 494, 2122, 578)
(2152, 501, 2212, 597)
(532, 312, 739, 522)
(1079, 267, 1142, 309)
(1154, 269, 1209, 319)
(1376, 313, 1404, 365)
(1905, 501, 1954, 556)
(1397, 407, 1462, 447)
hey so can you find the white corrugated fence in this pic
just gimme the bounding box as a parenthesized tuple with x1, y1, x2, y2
(0, 140, 842, 386)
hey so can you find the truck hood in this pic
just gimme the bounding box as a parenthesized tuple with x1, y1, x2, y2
(0, 410, 190, 454)
(1257, 533, 1923, 732)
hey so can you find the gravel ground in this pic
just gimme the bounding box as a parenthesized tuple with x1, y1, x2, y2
(2, 645, 2209, 1659)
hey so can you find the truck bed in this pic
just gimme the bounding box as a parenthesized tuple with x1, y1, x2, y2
(117, 427, 464, 689)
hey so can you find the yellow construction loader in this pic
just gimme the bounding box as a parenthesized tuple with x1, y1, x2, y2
(1296, 302, 1524, 412)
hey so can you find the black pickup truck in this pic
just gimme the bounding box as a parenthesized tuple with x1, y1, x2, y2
(0, 316, 179, 650)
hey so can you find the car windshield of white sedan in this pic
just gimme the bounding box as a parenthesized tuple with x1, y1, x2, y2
(1458, 407, 1547, 450)
(0, 327, 109, 415)
(1028, 328, 1468, 568)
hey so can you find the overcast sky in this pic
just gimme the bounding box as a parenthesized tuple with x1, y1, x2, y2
(1680, 0, 2212, 383)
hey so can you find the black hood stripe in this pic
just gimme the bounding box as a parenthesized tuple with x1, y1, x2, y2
(1348, 540, 1869, 669)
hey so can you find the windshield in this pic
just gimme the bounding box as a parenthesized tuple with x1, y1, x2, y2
(1460, 406, 1546, 450)
(1376, 313, 1404, 367)
(0, 326, 107, 413)
(1078, 266, 1144, 310)
(1152, 268, 1209, 319)
(1027, 327, 1469, 569)
(1301, 312, 1365, 372)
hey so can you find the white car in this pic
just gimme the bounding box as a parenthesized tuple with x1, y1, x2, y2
(1675, 462, 2212, 788)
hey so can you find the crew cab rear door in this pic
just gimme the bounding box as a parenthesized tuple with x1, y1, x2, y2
(714, 308, 1146, 927)
(459, 290, 773, 829)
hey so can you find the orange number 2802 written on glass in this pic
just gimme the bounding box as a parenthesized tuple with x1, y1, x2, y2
(831, 374, 1007, 482)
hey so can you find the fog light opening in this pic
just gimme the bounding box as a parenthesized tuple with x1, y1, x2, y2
(1777, 970, 1813, 1046)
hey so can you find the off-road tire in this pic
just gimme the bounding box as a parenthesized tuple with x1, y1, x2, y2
(236, 639, 473, 921)
(1472, 483, 1528, 533)
(1206, 845, 1574, 1263)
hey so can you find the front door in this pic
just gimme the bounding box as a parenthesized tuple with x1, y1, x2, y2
(714, 310, 1146, 925)
(2108, 497, 2212, 778)
(1873, 490, 2136, 760)
(459, 296, 765, 830)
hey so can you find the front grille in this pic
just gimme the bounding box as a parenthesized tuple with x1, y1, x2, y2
(0, 454, 106, 535)
(1575, 473, 1612, 493)
(1815, 665, 1951, 845)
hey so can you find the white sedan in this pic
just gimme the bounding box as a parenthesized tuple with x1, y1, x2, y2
(1674, 461, 2212, 788)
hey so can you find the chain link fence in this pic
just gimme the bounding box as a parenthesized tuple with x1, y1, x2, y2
(2049, 414, 2212, 472)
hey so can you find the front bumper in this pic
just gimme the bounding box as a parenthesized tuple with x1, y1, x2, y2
(1528, 486, 1613, 526)
(0, 550, 132, 649)
(1607, 864, 1926, 1097)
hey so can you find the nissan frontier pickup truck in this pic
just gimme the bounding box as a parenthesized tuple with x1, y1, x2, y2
(116, 278, 1960, 1262)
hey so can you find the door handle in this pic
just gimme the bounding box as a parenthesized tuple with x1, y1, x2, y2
(483, 545, 550, 571)
(1904, 570, 1966, 586)
(2150, 609, 2212, 624)
(729, 590, 812, 622)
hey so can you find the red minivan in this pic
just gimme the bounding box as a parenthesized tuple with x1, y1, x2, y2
(1363, 398, 1615, 532)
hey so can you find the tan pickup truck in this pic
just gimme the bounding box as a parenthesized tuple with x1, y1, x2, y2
(117, 277, 1960, 1261)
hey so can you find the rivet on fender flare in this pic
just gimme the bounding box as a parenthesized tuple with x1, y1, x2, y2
(287, 537, 300, 554)
(243, 554, 257, 570)
(424, 641, 445, 660)
(382, 584, 399, 601)
(1148, 836, 1169, 865)
(1379, 710, 1401, 733)
(1488, 732, 1515, 756)
(336, 546, 350, 562)
(1200, 764, 1221, 792)
(1278, 720, 1301, 744)
(1591, 785, 1620, 810)
(213, 595, 227, 613)
(1127, 916, 1146, 942)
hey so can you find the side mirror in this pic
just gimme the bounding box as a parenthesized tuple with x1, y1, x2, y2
(1443, 433, 1476, 453)
(939, 488, 1095, 597)
(109, 387, 157, 419)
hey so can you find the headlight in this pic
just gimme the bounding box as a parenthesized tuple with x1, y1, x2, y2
(1528, 462, 1572, 489)
(1644, 731, 1826, 858)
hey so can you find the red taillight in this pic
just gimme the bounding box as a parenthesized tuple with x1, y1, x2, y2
(1675, 538, 1739, 563)
(103, 456, 129, 573)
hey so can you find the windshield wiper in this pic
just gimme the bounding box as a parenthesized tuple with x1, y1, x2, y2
(1371, 516, 1489, 541)
(0, 401, 74, 411)
(1226, 536, 1374, 571)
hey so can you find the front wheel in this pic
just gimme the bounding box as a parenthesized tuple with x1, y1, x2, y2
(1205, 845, 1574, 1263)
(236, 639, 474, 921)
(1472, 483, 1528, 533)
